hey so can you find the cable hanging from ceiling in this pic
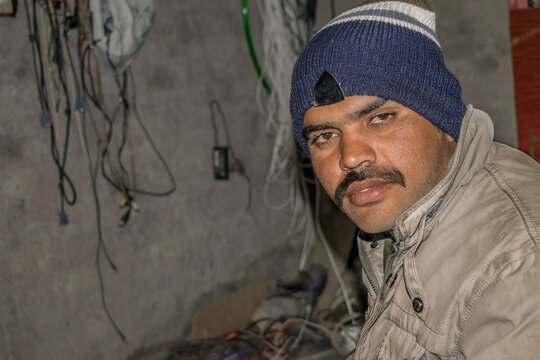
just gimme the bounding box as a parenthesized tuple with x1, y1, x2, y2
(22, 0, 175, 342)
(242, 0, 356, 319)
(249, 0, 313, 249)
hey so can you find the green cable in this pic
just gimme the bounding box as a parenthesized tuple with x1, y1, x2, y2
(241, 0, 271, 95)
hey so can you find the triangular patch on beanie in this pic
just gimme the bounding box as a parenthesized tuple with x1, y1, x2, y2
(313, 71, 345, 106)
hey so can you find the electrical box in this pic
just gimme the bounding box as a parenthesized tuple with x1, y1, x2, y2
(213, 146, 229, 180)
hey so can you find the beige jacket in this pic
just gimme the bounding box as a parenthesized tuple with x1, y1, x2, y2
(351, 106, 540, 359)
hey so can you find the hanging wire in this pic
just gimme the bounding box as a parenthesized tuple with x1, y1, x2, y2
(252, 0, 356, 317)
(255, 0, 311, 234)
(209, 99, 253, 210)
(23, 0, 174, 342)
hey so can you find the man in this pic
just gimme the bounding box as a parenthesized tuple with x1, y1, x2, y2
(289, 0, 540, 359)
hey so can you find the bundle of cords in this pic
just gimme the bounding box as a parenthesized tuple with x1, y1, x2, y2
(255, 0, 312, 242)
(239, 314, 362, 358)
(254, 0, 355, 320)
(23, 0, 79, 225)
(23, 0, 175, 342)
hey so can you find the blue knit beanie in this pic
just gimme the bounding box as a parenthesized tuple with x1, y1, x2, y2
(290, 0, 466, 155)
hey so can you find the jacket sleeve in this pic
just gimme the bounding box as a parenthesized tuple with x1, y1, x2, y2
(460, 251, 540, 359)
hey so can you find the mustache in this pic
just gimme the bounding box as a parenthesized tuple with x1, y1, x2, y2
(334, 168, 406, 208)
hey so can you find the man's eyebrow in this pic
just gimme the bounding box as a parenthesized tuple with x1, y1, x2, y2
(348, 97, 388, 120)
(302, 98, 389, 140)
(302, 123, 333, 140)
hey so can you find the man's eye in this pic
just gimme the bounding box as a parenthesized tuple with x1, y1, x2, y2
(370, 112, 394, 125)
(312, 132, 336, 145)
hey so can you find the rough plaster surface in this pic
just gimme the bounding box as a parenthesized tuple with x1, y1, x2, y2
(0, 1, 301, 359)
(432, 0, 517, 147)
(1, 0, 517, 359)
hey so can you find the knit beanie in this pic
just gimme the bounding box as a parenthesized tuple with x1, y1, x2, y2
(290, 0, 466, 155)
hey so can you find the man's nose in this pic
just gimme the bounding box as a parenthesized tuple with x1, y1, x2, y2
(339, 133, 376, 171)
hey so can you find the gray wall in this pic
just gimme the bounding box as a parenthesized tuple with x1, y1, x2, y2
(0, 0, 516, 359)
(433, 0, 517, 146)
(0, 2, 301, 359)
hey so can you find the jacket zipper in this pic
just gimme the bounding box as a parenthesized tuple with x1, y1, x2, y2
(357, 238, 380, 295)
(355, 230, 402, 360)
(383, 230, 402, 280)
(355, 274, 393, 360)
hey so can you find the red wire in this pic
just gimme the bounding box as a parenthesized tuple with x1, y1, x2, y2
(261, 318, 298, 359)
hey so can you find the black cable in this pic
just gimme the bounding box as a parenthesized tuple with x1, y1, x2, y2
(33, 0, 50, 113)
(209, 99, 252, 210)
(113, 73, 133, 203)
(81, 82, 125, 342)
(82, 98, 118, 270)
(44, 1, 78, 220)
(26, 0, 77, 223)
(209, 100, 231, 147)
(23, 0, 48, 115)
(25, 0, 173, 341)
(116, 73, 130, 172)
(100, 98, 128, 193)
(96, 234, 126, 342)
(81, 44, 99, 108)
(82, 31, 177, 203)
(105, 33, 132, 201)
(23, 0, 123, 342)
(68, 0, 124, 339)
(93, 35, 176, 205)
(80, 42, 129, 198)
(63, 4, 82, 101)
(128, 69, 177, 197)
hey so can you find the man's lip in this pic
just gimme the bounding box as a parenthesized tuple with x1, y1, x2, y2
(345, 180, 395, 206)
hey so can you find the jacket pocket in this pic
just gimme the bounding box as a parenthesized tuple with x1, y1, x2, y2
(376, 324, 426, 360)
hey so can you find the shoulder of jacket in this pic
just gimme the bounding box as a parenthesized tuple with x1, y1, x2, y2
(484, 143, 540, 246)
(456, 243, 540, 355)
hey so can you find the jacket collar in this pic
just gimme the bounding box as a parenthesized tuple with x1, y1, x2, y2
(393, 105, 495, 244)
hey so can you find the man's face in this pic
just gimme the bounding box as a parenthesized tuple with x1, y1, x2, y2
(303, 95, 456, 234)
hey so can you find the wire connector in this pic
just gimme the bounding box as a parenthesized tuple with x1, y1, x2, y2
(59, 210, 69, 226)
(91, 95, 100, 108)
(75, 97, 85, 112)
(40, 113, 52, 126)
(213, 146, 229, 180)
(65, 15, 79, 29)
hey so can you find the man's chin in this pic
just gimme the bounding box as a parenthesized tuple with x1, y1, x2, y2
(357, 223, 394, 235)
(343, 209, 395, 234)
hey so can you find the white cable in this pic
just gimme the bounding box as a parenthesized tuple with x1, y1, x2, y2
(315, 181, 355, 316)
(255, 2, 356, 320)
(256, 0, 313, 246)
(331, 312, 363, 355)
(297, 167, 315, 271)
(292, 317, 334, 338)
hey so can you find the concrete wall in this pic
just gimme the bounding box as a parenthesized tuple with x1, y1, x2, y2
(0, 2, 301, 359)
(0, 1, 516, 359)
(433, 0, 517, 146)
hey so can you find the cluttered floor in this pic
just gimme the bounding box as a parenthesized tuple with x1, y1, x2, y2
(130, 259, 366, 360)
